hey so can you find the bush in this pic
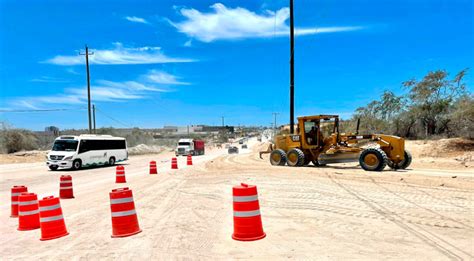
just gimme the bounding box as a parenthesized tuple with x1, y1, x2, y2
(0, 129, 39, 153)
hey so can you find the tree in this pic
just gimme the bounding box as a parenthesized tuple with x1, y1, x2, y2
(403, 69, 468, 136)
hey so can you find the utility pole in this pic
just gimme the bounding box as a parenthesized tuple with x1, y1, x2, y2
(272, 112, 280, 131)
(221, 116, 225, 127)
(80, 45, 94, 134)
(289, 0, 295, 134)
(92, 104, 96, 134)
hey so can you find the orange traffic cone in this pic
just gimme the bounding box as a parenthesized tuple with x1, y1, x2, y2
(187, 154, 193, 166)
(232, 183, 266, 241)
(110, 187, 142, 238)
(116, 166, 126, 183)
(59, 175, 74, 199)
(171, 157, 178, 169)
(11, 185, 28, 217)
(39, 196, 69, 241)
(18, 192, 40, 231)
(149, 161, 157, 174)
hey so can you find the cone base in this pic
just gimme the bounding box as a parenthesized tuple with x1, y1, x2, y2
(111, 229, 142, 238)
(18, 226, 40, 231)
(232, 232, 266, 241)
(40, 232, 69, 241)
(116, 181, 127, 183)
(10, 215, 18, 218)
(60, 196, 75, 199)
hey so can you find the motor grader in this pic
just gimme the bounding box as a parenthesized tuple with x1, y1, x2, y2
(260, 115, 412, 171)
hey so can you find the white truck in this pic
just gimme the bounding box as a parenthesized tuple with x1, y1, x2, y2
(175, 138, 205, 156)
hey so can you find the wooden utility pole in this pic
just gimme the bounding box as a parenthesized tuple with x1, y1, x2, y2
(272, 112, 280, 131)
(289, 0, 295, 134)
(92, 104, 96, 134)
(221, 116, 225, 127)
(80, 45, 94, 134)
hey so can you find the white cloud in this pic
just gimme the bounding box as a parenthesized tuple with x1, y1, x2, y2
(31, 76, 70, 83)
(125, 16, 149, 24)
(184, 39, 193, 47)
(170, 3, 364, 42)
(144, 70, 190, 85)
(8, 70, 188, 109)
(44, 42, 195, 65)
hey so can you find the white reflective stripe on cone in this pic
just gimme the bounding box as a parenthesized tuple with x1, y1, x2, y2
(111, 209, 136, 217)
(19, 209, 39, 216)
(116, 174, 125, 177)
(60, 186, 73, 190)
(60, 181, 72, 184)
(110, 197, 134, 204)
(19, 200, 38, 206)
(11, 192, 22, 196)
(39, 203, 61, 211)
(233, 195, 258, 202)
(234, 210, 261, 217)
(11, 201, 19, 205)
(40, 215, 63, 222)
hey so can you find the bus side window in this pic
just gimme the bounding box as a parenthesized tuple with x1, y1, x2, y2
(79, 140, 88, 154)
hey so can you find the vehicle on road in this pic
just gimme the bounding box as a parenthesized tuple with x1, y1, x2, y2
(175, 138, 205, 156)
(228, 146, 239, 154)
(47, 134, 128, 171)
(241, 144, 248, 149)
(260, 115, 411, 171)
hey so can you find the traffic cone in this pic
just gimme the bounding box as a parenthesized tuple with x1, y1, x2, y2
(187, 154, 193, 166)
(18, 192, 40, 231)
(232, 183, 266, 241)
(171, 157, 178, 169)
(116, 166, 126, 183)
(11, 185, 28, 217)
(39, 196, 69, 241)
(110, 187, 142, 238)
(149, 161, 157, 174)
(59, 175, 74, 199)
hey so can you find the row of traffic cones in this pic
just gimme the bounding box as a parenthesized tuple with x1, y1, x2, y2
(10, 185, 142, 240)
(115, 155, 194, 181)
(148, 155, 193, 175)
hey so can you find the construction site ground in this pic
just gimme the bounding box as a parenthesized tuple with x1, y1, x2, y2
(1, 138, 473, 260)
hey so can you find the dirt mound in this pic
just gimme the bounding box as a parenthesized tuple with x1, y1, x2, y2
(407, 138, 473, 158)
(128, 144, 171, 155)
(0, 150, 47, 164)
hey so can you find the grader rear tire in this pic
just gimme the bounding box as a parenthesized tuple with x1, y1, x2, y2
(270, 149, 287, 166)
(286, 148, 305, 167)
(359, 148, 388, 171)
(388, 150, 412, 170)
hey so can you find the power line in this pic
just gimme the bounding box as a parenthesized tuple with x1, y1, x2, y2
(94, 107, 131, 128)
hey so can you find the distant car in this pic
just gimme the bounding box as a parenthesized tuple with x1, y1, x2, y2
(228, 146, 239, 154)
(239, 140, 244, 144)
(241, 144, 248, 149)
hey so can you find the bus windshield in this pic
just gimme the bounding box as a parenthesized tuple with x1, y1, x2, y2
(178, 142, 191, 146)
(52, 140, 79, 152)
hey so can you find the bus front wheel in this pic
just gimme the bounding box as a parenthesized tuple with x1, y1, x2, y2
(72, 159, 82, 170)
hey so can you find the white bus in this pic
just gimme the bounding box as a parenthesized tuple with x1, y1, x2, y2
(46, 134, 128, 171)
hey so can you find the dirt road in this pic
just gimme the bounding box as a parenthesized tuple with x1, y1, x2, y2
(1, 140, 473, 260)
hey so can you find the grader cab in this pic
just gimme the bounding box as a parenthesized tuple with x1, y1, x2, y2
(260, 115, 412, 171)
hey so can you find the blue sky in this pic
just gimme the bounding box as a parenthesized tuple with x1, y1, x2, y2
(0, 0, 472, 130)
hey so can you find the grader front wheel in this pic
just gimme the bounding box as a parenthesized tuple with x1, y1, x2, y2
(359, 148, 388, 171)
(270, 149, 287, 166)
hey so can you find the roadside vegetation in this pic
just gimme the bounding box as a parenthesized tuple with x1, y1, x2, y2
(346, 69, 473, 139)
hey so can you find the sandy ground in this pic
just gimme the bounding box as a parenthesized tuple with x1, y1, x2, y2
(0, 139, 473, 260)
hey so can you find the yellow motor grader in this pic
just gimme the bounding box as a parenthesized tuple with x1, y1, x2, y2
(260, 115, 412, 171)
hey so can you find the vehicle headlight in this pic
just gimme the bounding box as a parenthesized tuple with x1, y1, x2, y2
(63, 156, 73, 161)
